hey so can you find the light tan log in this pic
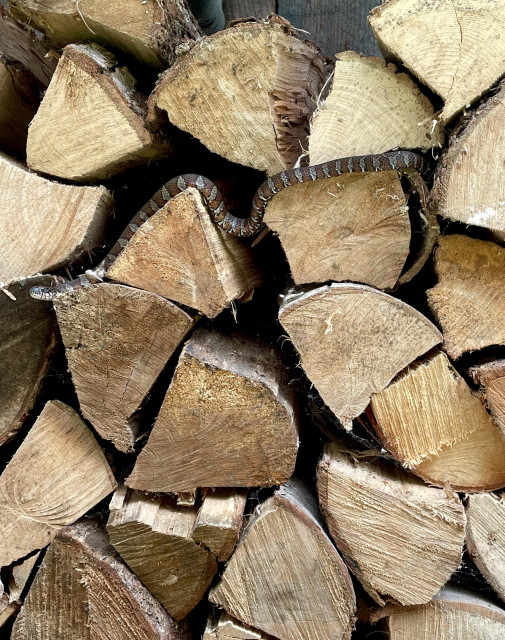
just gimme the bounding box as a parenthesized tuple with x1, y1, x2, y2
(309, 51, 443, 165)
(0, 400, 116, 567)
(27, 43, 171, 182)
(204, 611, 275, 640)
(107, 188, 263, 318)
(107, 485, 218, 621)
(0, 152, 112, 284)
(0, 276, 57, 447)
(127, 328, 299, 493)
(317, 444, 465, 606)
(371, 351, 505, 492)
(8, 0, 201, 69)
(427, 235, 505, 359)
(11, 519, 192, 640)
(210, 479, 356, 640)
(466, 492, 505, 603)
(369, 0, 505, 123)
(54, 283, 196, 453)
(149, 15, 330, 174)
(0, 57, 39, 157)
(192, 488, 247, 562)
(278, 283, 441, 429)
(470, 360, 505, 436)
(370, 586, 505, 639)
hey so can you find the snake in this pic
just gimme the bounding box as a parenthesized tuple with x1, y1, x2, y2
(29, 150, 428, 301)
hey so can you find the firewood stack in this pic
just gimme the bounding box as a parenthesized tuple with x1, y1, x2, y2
(2, 0, 505, 638)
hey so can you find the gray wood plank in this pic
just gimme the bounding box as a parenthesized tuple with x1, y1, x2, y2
(223, 0, 276, 22)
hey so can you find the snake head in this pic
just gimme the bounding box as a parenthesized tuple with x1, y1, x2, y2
(29, 286, 55, 301)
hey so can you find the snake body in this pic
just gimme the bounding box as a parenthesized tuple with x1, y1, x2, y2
(30, 150, 427, 301)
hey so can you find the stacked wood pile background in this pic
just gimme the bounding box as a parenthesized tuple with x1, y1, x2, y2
(3, 0, 505, 638)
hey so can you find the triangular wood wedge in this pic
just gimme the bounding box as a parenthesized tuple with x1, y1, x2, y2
(317, 445, 465, 605)
(371, 351, 505, 491)
(106, 188, 263, 318)
(54, 283, 196, 452)
(0, 400, 116, 567)
(278, 283, 441, 429)
(369, 0, 505, 122)
(11, 519, 191, 640)
(470, 360, 505, 436)
(209, 479, 356, 640)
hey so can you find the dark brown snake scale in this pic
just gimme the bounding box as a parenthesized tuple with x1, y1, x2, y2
(29, 150, 428, 301)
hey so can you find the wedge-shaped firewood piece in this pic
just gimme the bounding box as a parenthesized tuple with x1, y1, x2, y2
(317, 445, 465, 606)
(370, 586, 505, 639)
(0, 400, 116, 567)
(371, 351, 505, 491)
(8, 552, 41, 604)
(470, 360, 505, 436)
(309, 51, 442, 165)
(107, 485, 218, 621)
(54, 283, 195, 452)
(11, 520, 191, 640)
(0, 276, 57, 447)
(149, 16, 329, 173)
(0, 152, 112, 284)
(427, 235, 505, 359)
(127, 328, 298, 492)
(107, 188, 263, 318)
(204, 611, 274, 640)
(369, 0, 505, 122)
(192, 489, 247, 562)
(27, 43, 170, 182)
(9, 0, 201, 69)
(466, 493, 505, 603)
(210, 480, 356, 640)
(278, 283, 441, 429)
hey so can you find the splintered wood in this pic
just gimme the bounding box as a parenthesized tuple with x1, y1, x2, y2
(470, 361, 505, 435)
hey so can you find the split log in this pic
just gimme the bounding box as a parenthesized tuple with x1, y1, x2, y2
(309, 51, 443, 166)
(368, 0, 505, 122)
(470, 360, 505, 436)
(317, 444, 465, 606)
(466, 492, 505, 603)
(0, 400, 116, 567)
(8, 0, 201, 69)
(8, 553, 41, 603)
(106, 188, 263, 318)
(430, 80, 505, 235)
(278, 283, 441, 429)
(53, 283, 196, 453)
(0, 152, 112, 284)
(204, 611, 274, 640)
(192, 488, 247, 562)
(11, 519, 192, 640)
(427, 235, 505, 359)
(149, 15, 330, 173)
(126, 328, 299, 493)
(107, 485, 218, 621)
(210, 479, 356, 640)
(370, 351, 505, 492)
(0, 276, 57, 448)
(370, 586, 505, 639)
(27, 43, 171, 182)
(0, 57, 39, 157)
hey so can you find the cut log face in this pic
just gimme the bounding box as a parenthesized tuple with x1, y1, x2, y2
(278, 283, 441, 429)
(0, 152, 112, 284)
(371, 351, 505, 492)
(107, 485, 218, 621)
(54, 283, 196, 453)
(427, 235, 505, 359)
(210, 479, 356, 640)
(470, 360, 505, 436)
(466, 493, 505, 604)
(370, 586, 505, 639)
(317, 445, 465, 606)
(309, 51, 443, 165)
(11, 520, 192, 640)
(26, 43, 170, 182)
(368, 0, 505, 122)
(126, 328, 299, 492)
(0, 400, 117, 567)
(106, 188, 263, 318)
(0, 276, 57, 448)
(149, 16, 330, 173)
